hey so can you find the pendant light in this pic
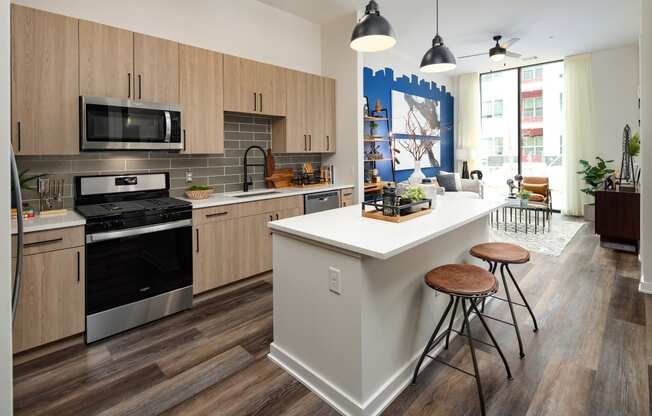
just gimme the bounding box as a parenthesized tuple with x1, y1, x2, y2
(489, 35, 506, 62)
(350, 1, 397, 53)
(420, 0, 456, 73)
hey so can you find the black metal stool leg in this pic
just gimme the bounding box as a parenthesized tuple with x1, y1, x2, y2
(462, 298, 486, 416)
(500, 263, 526, 359)
(505, 264, 539, 332)
(470, 301, 513, 380)
(412, 297, 454, 384)
(445, 297, 460, 350)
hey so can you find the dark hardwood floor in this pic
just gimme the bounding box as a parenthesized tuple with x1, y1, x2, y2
(13, 222, 651, 415)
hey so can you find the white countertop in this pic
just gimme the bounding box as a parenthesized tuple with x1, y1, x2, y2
(179, 184, 355, 209)
(268, 196, 505, 260)
(11, 210, 86, 235)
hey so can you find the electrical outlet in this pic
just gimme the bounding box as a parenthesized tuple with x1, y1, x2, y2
(328, 267, 342, 295)
(185, 169, 193, 183)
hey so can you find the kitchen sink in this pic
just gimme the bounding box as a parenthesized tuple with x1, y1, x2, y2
(231, 190, 282, 198)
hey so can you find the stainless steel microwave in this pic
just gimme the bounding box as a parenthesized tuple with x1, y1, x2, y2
(80, 96, 182, 151)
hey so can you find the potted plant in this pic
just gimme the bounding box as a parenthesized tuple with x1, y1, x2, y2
(629, 132, 641, 186)
(369, 121, 379, 137)
(399, 185, 427, 215)
(577, 157, 614, 221)
(516, 189, 532, 208)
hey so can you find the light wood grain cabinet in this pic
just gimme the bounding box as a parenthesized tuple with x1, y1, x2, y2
(11, 5, 79, 155)
(341, 187, 354, 207)
(322, 77, 336, 153)
(79, 20, 134, 99)
(180, 45, 224, 154)
(12, 246, 84, 354)
(134, 33, 179, 103)
(192, 197, 303, 294)
(223, 55, 286, 116)
(80, 20, 179, 102)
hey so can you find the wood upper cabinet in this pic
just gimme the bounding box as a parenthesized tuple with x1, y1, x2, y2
(80, 21, 179, 102)
(12, 247, 84, 354)
(79, 20, 134, 99)
(180, 45, 224, 154)
(11, 5, 79, 155)
(322, 77, 336, 153)
(307, 74, 325, 152)
(134, 33, 179, 103)
(223, 55, 286, 116)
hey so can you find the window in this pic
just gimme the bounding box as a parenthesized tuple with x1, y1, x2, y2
(482, 99, 504, 118)
(522, 135, 544, 162)
(522, 66, 543, 81)
(522, 97, 543, 118)
(481, 137, 504, 155)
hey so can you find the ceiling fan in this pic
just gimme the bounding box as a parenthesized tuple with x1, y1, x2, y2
(457, 35, 523, 62)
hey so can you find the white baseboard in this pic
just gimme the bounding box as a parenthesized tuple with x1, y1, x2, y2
(268, 314, 473, 416)
(639, 274, 652, 294)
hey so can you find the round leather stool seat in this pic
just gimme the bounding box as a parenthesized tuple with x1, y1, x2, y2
(470, 242, 530, 264)
(425, 264, 497, 297)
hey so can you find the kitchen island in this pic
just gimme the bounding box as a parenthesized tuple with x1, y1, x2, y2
(267, 196, 504, 416)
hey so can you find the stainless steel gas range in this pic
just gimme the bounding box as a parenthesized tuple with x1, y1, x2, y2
(74, 172, 193, 343)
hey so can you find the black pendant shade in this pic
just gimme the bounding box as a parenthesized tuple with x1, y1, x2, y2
(420, 34, 456, 73)
(350, 1, 397, 52)
(420, 0, 456, 73)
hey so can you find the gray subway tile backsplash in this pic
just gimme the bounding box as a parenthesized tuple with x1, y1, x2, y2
(16, 116, 321, 210)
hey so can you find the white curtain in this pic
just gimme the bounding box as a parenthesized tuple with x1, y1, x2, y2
(563, 54, 596, 216)
(456, 73, 481, 170)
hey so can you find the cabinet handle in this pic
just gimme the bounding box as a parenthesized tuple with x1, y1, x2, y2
(183, 129, 187, 151)
(309, 135, 312, 151)
(76, 251, 80, 283)
(304, 135, 307, 151)
(138, 74, 142, 99)
(24, 237, 63, 248)
(17, 121, 21, 152)
(276, 213, 279, 220)
(259, 93, 263, 113)
(253, 92, 257, 112)
(269, 215, 273, 235)
(196, 228, 199, 253)
(128, 73, 131, 98)
(327, 136, 330, 151)
(206, 211, 228, 218)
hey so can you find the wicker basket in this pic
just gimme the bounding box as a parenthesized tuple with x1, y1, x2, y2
(184, 187, 214, 200)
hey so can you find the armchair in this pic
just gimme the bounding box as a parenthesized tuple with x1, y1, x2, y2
(521, 176, 552, 208)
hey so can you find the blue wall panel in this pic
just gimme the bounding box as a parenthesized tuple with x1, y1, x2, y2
(363, 67, 454, 182)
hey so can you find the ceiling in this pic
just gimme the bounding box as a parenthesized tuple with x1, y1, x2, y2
(258, 0, 640, 74)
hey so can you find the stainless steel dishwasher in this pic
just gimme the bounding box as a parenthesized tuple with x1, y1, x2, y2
(304, 190, 341, 214)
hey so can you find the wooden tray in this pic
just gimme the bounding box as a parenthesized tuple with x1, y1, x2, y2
(362, 207, 432, 223)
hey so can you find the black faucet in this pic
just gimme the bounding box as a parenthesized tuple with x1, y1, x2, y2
(243, 145, 268, 192)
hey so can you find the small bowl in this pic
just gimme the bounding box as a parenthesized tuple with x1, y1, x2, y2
(184, 188, 215, 200)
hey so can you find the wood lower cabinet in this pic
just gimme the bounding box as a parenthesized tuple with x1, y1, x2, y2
(13, 246, 84, 354)
(341, 187, 354, 207)
(79, 20, 134, 99)
(223, 55, 286, 116)
(134, 33, 179, 103)
(192, 197, 303, 294)
(11, 5, 79, 155)
(180, 45, 224, 154)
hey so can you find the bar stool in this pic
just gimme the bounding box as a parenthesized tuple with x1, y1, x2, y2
(412, 264, 513, 416)
(469, 242, 539, 359)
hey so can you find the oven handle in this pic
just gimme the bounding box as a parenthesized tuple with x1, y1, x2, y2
(86, 219, 192, 244)
(164, 111, 172, 143)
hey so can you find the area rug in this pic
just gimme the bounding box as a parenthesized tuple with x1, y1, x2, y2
(490, 217, 586, 256)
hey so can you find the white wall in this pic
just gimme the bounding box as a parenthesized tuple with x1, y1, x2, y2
(321, 13, 364, 202)
(12, 0, 322, 74)
(639, 2, 652, 293)
(0, 0, 13, 413)
(591, 44, 640, 162)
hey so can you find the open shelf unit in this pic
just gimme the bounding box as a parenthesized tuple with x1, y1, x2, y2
(363, 96, 396, 188)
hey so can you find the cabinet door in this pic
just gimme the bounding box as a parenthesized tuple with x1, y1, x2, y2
(284, 70, 309, 152)
(307, 75, 325, 152)
(79, 20, 134, 99)
(134, 33, 179, 103)
(180, 45, 224, 154)
(263, 207, 303, 271)
(12, 247, 84, 353)
(11, 5, 79, 155)
(258, 63, 287, 116)
(193, 220, 238, 294)
(323, 77, 336, 153)
(223, 55, 258, 114)
(236, 213, 272, 279)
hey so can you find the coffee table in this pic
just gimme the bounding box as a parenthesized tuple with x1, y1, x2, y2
(491, 198, 551, 234)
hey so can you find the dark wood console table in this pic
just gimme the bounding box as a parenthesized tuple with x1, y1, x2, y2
(595, 190, 640, 253)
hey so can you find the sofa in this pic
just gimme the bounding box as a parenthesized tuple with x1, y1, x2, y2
(419, 176, 483, 199)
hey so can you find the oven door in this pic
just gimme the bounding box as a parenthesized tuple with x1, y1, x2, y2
(85, 219, 192, 317)
(81, 96, 182, 151)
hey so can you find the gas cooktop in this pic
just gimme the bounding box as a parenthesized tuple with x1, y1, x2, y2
(76, 197, 191, 220)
